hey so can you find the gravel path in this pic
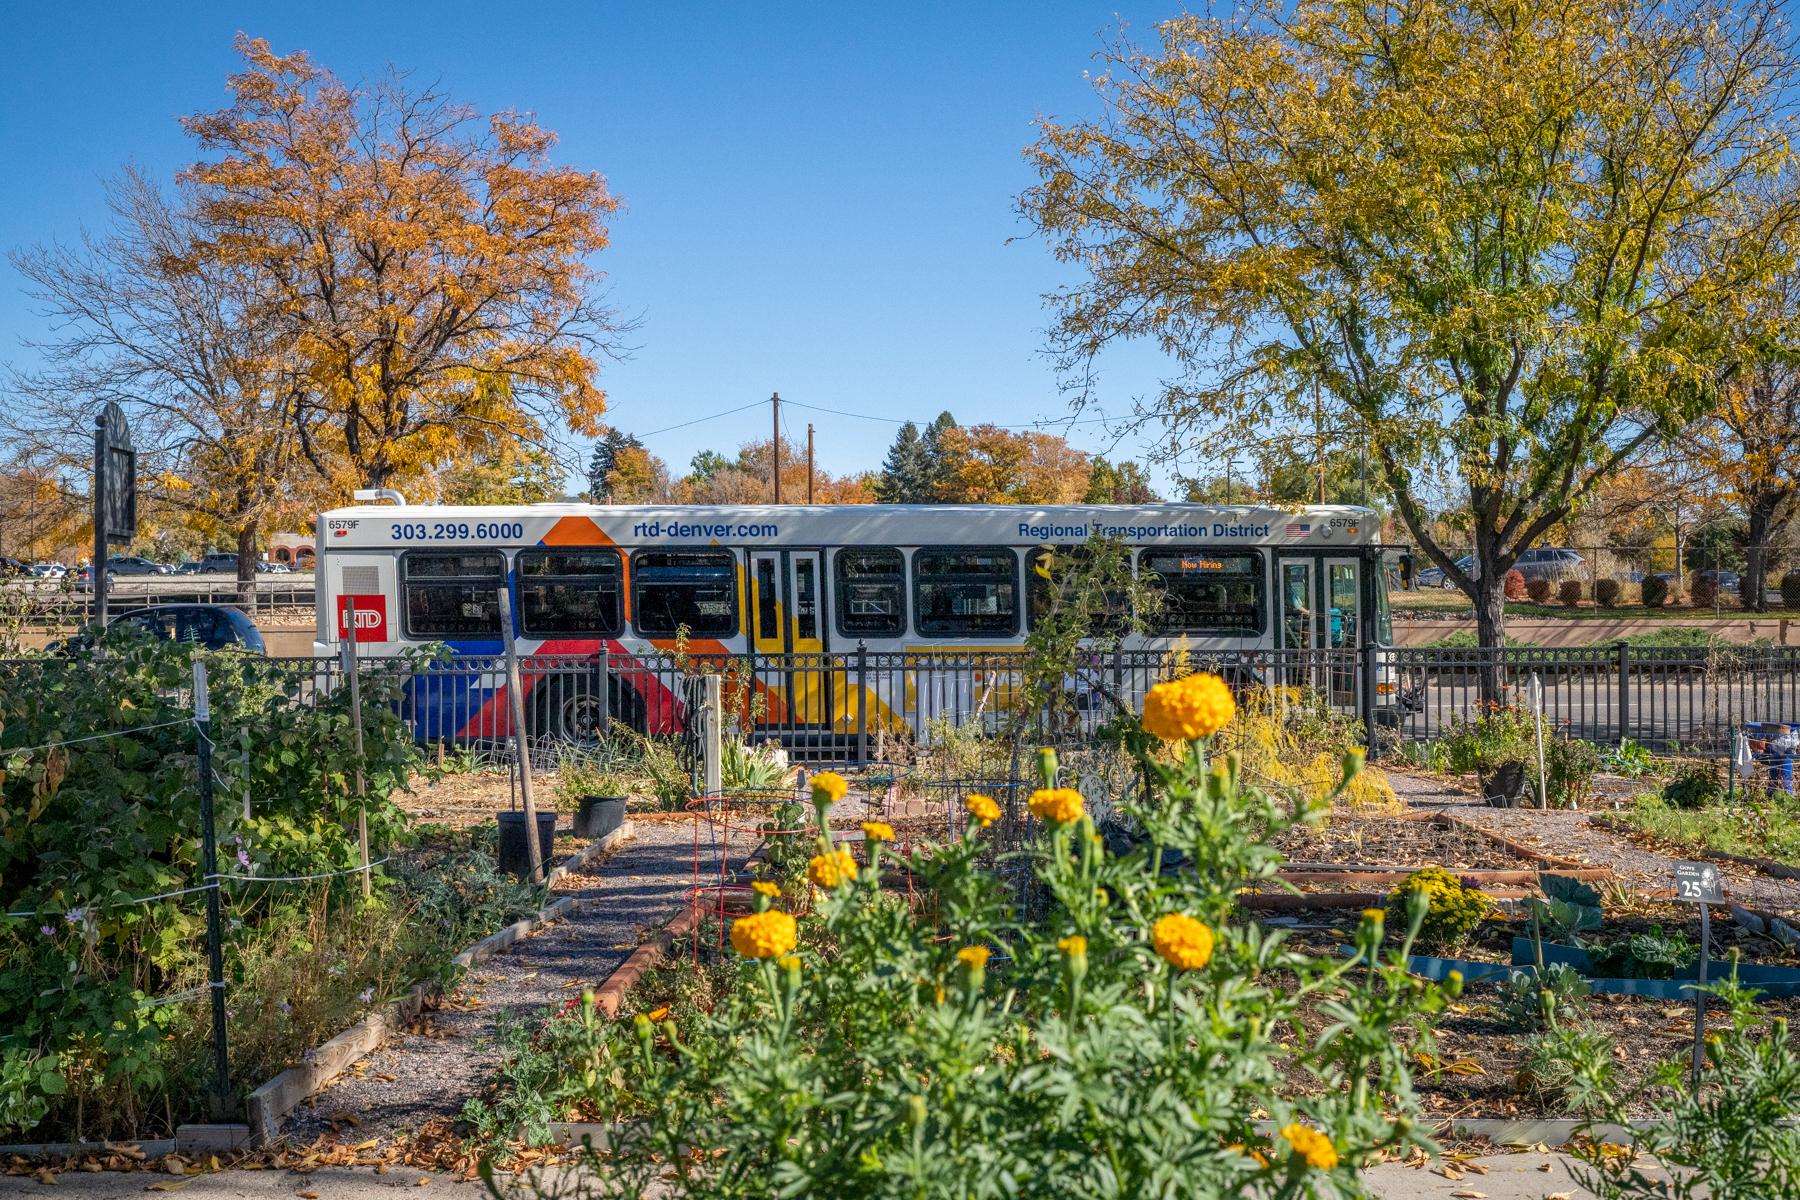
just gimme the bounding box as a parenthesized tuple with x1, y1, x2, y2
(287, 816, 698, 1142)
(1385, 767, 1800, 914)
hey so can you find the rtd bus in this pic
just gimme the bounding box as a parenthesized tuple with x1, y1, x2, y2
(312, 502, 1406, 748)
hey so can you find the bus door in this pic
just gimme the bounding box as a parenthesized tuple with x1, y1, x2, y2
(747, 549, 832, 733)
(1274, 553, 1363, 713)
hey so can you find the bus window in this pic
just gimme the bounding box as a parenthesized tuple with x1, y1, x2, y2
(1026, 546, 1130, 633)
(835, 548, 905, 638)
(633, 550, 739, 637)
(754, 558, 779, 642)
(518, 549, 623, 636)
(1328, 561, 1360, 649)
(403, 552, 505, 637)
(1140, 549, 1264, 636)
(913, 548, 1018, 637)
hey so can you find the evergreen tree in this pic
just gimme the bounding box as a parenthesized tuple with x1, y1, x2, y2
(874, 422, 927, 503)
(587, 429, 643, 501)
(916, 411, 959, 501)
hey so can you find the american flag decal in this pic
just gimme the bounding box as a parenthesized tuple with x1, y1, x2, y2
(1286, 522, 1310, 537)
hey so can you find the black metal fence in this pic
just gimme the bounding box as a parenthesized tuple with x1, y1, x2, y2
(9, 643, 1800, 761)
(2, 577, 316, 622)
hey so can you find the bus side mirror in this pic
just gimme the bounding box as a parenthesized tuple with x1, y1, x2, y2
(1398, 554, 1415, 589)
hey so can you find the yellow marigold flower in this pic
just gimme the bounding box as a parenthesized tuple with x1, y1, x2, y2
(810, 770, 849, 806)
(807, 848, 858, 889)
(1027, 787, 1085, 825)
(777, 955, 801, 971)
(1152, 913, 1215, 971)
(1361, 908, 1385, 924)
(860, 821, 895, 842)
(729, 910, 797, 960)
(751, 881, 781, 897)
(956, 945, 991, 970)
(1141, 673, 1236, 741)
(1056, 935, 1087, 957)
(645, 1004, 670, 1021)
(1278, 1123, 1338, 1170)
(965, 793, 1001, 828)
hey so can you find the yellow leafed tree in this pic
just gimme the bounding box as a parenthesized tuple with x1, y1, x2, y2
(179, 36, 625, 498)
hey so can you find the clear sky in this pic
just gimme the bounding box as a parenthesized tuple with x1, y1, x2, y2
(0, 2, 1184, 494)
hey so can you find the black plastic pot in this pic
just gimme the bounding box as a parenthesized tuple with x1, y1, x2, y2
(1480, 762, 1529, 808)
(497, 810, 559, 881)
(574, 795, 626, 840)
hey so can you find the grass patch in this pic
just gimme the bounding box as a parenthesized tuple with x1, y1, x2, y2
(1615, 788, 1800, 865)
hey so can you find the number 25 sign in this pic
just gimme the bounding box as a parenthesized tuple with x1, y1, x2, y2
(1674, 862, 1723, 904)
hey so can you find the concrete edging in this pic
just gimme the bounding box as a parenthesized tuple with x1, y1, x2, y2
(244, 821, 635, 1146)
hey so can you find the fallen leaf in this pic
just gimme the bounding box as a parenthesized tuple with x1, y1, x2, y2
(1450, 1191, 1486, 1198)
(297, 1192, 319, 1199)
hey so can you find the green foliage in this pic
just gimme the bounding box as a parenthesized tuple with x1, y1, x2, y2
(1603, 738, 1656, 778)
(1497, 963, 1591, 1032)
(1545, 736, 1603, 810)
(1623, 782, 1800, 864)
(462, 996, 612, 1154)
(1526, 874, 1604, 945)
(720, 739, 792, 793)
(0, 639, 429, 1138)
(537, 737, 1455, 1197)
(1387, 866, 1494, 951)
(387, 827, 541, 955)
(1020, 535, 1156, 730)
(1662, 764, 1726, 810)
(1595, 578, 1624, 607)
(1592, 926, 1695, 980)
(1574, 982, 1800, 1199)
(1428, 708, 1602, 807)
(1516, 1021, 1617, 1118)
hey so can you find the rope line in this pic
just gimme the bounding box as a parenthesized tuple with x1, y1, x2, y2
(1, 717, 195, 760)
(209, 858, 390, 884)
(5, 881, 219, 919)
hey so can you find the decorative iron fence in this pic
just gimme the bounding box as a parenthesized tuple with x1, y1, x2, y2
(8, 643, 1799, 762)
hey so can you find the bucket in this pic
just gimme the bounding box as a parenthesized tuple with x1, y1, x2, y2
(574, 795, 626, 841)
(497, 810, 559, 881)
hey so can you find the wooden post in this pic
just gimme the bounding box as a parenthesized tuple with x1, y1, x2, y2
(192, 661, 231, 1116)
(497, 589, 545, 882)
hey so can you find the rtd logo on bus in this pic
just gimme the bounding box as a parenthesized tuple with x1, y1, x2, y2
(336, 595, 389, 643)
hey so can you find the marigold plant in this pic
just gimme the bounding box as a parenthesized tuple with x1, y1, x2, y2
(806, 848, 857, 890)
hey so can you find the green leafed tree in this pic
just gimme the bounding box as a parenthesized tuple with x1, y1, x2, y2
(1023, 0, 1800, 681)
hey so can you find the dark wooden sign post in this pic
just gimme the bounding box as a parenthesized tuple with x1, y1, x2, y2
(1674, 861, 1722, 1090)
(91, 401, 137, 626)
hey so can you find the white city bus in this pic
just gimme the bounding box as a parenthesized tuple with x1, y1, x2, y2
(312, 501, 1406, 745)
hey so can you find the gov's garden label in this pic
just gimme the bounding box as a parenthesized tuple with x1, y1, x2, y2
(1674, 862, 1723, 904)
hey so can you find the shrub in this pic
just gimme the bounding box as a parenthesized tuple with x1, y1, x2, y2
(1504, 569, 1527, 600)
(1572, 982, 1800, 1199)
(1594, 577, 1623, 607)
(1545, 737, 1603, 809)
(1526, 576, 1553, 603)
(1517, 1022, 1618, 1118)
(1784, 570, 1800, 610)
(550, 691, 1456, 1194)
(1691, 573, 1720, 608)
(1559, 578, 1584, 607)
(1642, 573, 1671, 608)
(1388, 865, 1494, 950)
(1663, 764, 1725, 810)
(1498, 962, 1591, 1032)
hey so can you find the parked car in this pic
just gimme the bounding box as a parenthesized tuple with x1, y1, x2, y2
(1416, 554, 1477, 589)
(257, 560, 292, 574)
(1694, 568, 1741, 593)
(0, 557, 26, 576)
(1515, 548, 1585, 583)
(185, 551, 245, 574)
(54, 604, 266, 654)
(27, 562, 67, 578)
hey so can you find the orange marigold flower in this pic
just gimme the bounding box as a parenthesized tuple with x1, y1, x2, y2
(1141, 673, 1236, 741)
(1152, 913, 1215, 971)
(1027, 787, 1085, 825)
(729, 910, 797, 960)
(1278, 1123, 1338, 1170)
(956, 945, 991, 970)
(965, 794, 1001, 828)
(751, 881, 781, 897)
(1056, 934, 1087, 957)
(809, 770, 849, 806)
(807, 848, 858, 889)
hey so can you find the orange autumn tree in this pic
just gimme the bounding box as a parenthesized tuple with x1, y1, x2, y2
(179, 36, 625, 495)
(932, 424, 1091, 504)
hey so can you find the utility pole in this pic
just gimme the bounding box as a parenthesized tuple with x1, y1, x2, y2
(806, 423, 815, 504)
(771, 392, 782, 503)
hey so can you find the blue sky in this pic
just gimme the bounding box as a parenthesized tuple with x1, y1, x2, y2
(0, 2, 1184, 493)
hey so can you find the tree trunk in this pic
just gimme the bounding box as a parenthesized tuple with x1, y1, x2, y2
(236, 520, 258, 606)
(1472, 572, 1508, 705)
(1744, 495, 1781, 614)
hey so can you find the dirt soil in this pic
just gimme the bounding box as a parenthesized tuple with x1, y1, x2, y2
(1273, 813, 1537, 872)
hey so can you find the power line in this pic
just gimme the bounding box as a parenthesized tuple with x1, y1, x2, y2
(779, 398, 1118, 432)
(635, 400, 765, 440)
